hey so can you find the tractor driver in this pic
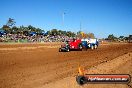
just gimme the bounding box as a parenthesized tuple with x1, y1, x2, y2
(73, 38, 76, 42)
(65, 40, 70, 48)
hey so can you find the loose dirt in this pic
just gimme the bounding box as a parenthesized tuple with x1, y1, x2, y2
(0, 43, 132, 88)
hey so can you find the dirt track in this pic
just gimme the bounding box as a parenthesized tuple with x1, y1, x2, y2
(0, 43, 132, 88)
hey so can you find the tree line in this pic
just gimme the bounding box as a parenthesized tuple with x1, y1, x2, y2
(1, 18, 95, 38)
(1, 18, 131, 41)
(105, 34, 131, 42)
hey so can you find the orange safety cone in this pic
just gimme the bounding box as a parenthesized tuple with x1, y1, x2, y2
(78, 66, 85, 76)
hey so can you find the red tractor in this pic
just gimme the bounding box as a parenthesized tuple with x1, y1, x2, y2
(59, 39, 83, 52)
(69, 39, 82, 50)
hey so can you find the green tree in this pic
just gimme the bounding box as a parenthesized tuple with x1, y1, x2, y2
(28, 25, 36, 32)
(36, 28, 44, 34)
(119, 36, 124, 40)
(51, 29, 58, 35)
(87, 33, 95, 38)
(12, 26, 19, 34)
(108, 34, 117, 41)
(2, 18, 16, 33)
(58, 30, 63, 35)
(2, 25, 10, 31)
(76, 31, 82, 38)
(61, 31, 66, 35)
(108, 34, 114, 40)
(6, 18, 16, 27)
(66, 31, 75, 37)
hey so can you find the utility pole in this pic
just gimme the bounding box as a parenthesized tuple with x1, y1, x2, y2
(80, 21, 82, 32)
(62, 12, 66, 26)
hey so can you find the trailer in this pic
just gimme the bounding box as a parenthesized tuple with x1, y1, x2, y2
(128, 35, 132, 43)
(81, 38, 99, 50)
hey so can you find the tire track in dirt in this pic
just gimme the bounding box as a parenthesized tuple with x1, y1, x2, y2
(40, 52, 132, 88)
(0, 43, 132, 88)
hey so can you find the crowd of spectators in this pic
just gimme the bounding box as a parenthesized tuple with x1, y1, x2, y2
(0, 33, 72, 43)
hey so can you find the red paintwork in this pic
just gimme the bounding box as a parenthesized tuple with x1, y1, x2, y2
(69, 39, 82, 49)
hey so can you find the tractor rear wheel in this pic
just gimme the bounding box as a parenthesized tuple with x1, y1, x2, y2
(59, 48, 62, 52)
(66, 48, 70, 52)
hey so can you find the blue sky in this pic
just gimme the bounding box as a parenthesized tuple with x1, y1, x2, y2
(0, 0, 132, 38)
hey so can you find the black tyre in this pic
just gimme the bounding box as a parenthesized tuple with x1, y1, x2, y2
(66, 48, 70, 52)
(79, 44, 83, 51)
(59, 48, 62, 52)
(76, 76, 87, 85)
(91, 45, 94, 50)
(94, 44, 97, 49)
